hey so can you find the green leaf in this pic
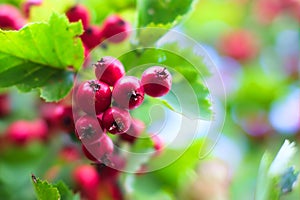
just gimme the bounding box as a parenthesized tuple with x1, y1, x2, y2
(0, 13, 84, 101)
(135, 0, 197, 46)
(55, 181, 80, 200)
(32, 175, 60, 200)
(32, 175, 79, 200)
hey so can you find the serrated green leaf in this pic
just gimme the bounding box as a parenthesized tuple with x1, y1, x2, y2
(135, 0, 196, 46)
(39, 71, 74, 102)
(0, 13, 84, 101)
(32, 175, 60, 200)
(55, 181, 80, 200)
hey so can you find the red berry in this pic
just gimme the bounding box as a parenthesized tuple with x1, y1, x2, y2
(97, 154, 126, 181)
(82, 144, 97, 162)
(120, 119, 145, 143)
(94, 56, 125, 86)
(0, 4, 26, 30)
(83, 134, 114, 161)
(80, 26, 103, 50)
(218, 29, 259, 62)
(76, 80, 111, 115)
(141, 66, 172, 97)
(66, 4, 90, 29)
(22, 0, 42, 18)
(75, 115, 104, 144)
(101, 15, 130, 43)
(73, 165, 99, 200)
(6, 120, 32, 145)
(112, 76, 144, 109)
(151, 134, 163, 155)
(59, 146, 80, 162)
(102, 107, 131, 134)
(30, 119, 49, 141)
(0, 93, 11, 118)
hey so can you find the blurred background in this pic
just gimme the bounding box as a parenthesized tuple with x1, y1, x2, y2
(0, 0, 299, 199)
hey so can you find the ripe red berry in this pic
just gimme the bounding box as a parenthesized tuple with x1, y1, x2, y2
(101, 15, 130, 43)
(141, 66, 172, 97)
(22, 0, 42, 18)
(0, 93, 11, 118)
(59, 146, 80, 162)
(82, 134, 114, 161)
(102, 107, 131, 134)
(82, 144, 97, 162)
(75, 115, 104, 144)
(120, 119, 145, 143)
(112, 76, 144, 109)
(30, 119, 49, 141)
(151, 134, 163, 155)
(66, 4, 90, 29)
(0, 4, 26, 30)
(218, 29, 259, 62)
(76, 80, 111, 115)
(6, 120, 32, 145)
(94, 56, 125, 86)
(80, 26, 103, 50)
(73, 165, 99, 200)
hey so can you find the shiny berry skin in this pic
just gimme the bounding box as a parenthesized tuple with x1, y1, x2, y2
(102, 107, 131, 134)
(82, 134, 114, 161)
(120, 119, 145, 143)
(141, 66, 172, 97)
(0, 4, 26, 30)
(73, 165, 99, 200)
(75, 115, 104, 144)
(112, 76, 144, 109)
(101, 15, 130, 43)
(80, 26, 103, 50)
(0, 93, 11, 118)
(22, 0, 42, 18)
(94, 56, 125, 86)
(76, 80, 111, 115)
(66, 4, 90, 29)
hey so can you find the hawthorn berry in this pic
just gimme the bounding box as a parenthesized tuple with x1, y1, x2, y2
(73, 165, 99, 200)
(141, 66, 172, 97)
(120, 119, 145, 143)
(0, 93, 11, 118)
(0, 4, 26, 30)
(82, 134, 114, 161)
(218, 29, 259, 62)
(94, 56, 125, 86)
(59, 146, 80, 162)
(22, 0, 42, 18)
(75, 115, 104, 144)
(101, 15, 130, 43)
(30, 119, 49, 141)
(6, 120, 32, 145)
(80, 26, 103, 50)
(76, 80, 111, 115)
(66, 4, 90, 29)
(102, 107, 131, 134)
(151, 134, 163, 155)
(112, 76, 144, 109)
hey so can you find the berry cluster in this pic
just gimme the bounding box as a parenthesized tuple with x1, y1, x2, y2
(66, 4, 131, 52)
(74, 56, 172, 162)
